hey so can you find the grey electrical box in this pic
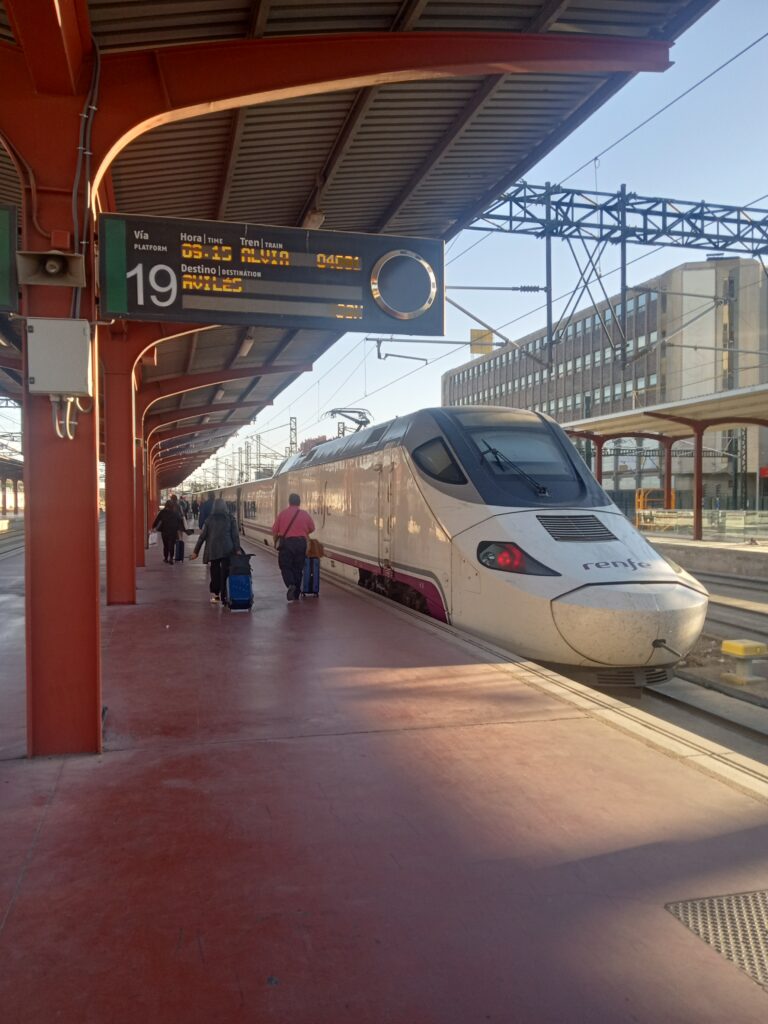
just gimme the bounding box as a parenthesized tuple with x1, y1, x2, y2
(26, 318, 93, 397)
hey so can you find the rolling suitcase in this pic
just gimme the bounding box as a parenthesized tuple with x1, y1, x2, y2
(225, 552, 253, 611)
(174, 539, 185, 562)
(302, 557, 320, 597)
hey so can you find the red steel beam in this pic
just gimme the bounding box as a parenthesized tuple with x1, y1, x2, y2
(0, 31, 672, 190)
(4, 0, 92, 95)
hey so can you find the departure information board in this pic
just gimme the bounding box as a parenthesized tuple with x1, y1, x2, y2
(0, 204, 17, 313)
(99, 214, 444, 335)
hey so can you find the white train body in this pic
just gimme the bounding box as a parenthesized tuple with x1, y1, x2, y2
(222, 407, 708, 687)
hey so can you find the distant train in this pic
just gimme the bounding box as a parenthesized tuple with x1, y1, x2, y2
(212, 407, 708, 688)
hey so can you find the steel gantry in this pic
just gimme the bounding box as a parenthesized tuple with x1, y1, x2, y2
(470, 181, 768, 369)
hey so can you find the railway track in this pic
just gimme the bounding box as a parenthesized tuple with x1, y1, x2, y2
(696, 571, 768, 643)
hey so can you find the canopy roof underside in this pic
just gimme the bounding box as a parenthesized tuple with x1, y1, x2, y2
(0, 0, 719, 482)
(563, 382, 768, 440)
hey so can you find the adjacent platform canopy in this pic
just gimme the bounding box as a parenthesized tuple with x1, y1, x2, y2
(563, 382, 768, 440)
(0, 0, 718, 483)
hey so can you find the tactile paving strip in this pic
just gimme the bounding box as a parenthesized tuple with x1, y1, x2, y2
(666, 890, 768, 988)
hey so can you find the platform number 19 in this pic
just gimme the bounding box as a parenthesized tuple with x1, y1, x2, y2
(126, 264, 178, 307)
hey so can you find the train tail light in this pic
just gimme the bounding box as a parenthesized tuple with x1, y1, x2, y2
(477, 541, 560, 576)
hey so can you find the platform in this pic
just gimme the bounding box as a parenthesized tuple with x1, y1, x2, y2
(2, 544, 768, 1021)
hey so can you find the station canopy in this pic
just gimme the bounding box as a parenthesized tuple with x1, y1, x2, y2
(563, 382, 768, 440)
(0, 0, 719, 482)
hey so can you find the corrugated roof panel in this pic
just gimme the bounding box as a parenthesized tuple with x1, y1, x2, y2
(320, 78, 484, 231)
(88, 0, 253, 51)
(262, 1, 404, 37)
(111, 112, 232, 218)
(223, 92, 357, 224)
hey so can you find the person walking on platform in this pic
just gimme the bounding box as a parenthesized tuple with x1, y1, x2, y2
(272, 493, 315, 601)
(152, 500, 184, 564)
(191, 498, 199, 522)
(191, 498, 241, 603)
(198, 491, 215, 532)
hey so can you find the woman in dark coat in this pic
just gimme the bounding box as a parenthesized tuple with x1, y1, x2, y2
(190, 498, 241, 602)
(151, 500, 184, 564)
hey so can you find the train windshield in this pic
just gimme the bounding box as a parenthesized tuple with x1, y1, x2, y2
(438, 409, 604, 507)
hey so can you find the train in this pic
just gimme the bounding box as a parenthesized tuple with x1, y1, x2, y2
(208, 406, 708, 688)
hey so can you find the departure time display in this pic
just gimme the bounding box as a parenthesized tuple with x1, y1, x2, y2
(99, 214, 443, 334)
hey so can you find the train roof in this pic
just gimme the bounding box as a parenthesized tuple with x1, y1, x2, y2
(275, 406, 544, 474)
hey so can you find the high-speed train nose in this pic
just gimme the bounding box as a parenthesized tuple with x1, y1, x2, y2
(551, 584, 708, 666)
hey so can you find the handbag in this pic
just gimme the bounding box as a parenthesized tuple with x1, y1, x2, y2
(306, 538, 324, 559)
(148, 531, 158, 547)
(275, 508, 301, 550)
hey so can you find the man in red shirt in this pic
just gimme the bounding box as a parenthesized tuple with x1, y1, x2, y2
(272, 493, 316, 600)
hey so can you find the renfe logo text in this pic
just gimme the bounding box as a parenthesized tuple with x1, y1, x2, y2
(582, 559, 651, 571)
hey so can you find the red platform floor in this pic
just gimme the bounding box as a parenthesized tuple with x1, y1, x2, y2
(2, 544, 768, 1022)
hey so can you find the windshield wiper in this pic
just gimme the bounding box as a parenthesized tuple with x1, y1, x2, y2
(479, 441, 549, 497)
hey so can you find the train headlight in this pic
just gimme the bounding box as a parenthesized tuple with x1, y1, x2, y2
(477, 541, 560, 576)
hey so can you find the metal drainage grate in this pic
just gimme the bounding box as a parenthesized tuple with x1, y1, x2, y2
(536, 514, 617, 542)
(666, 890, 768, 988)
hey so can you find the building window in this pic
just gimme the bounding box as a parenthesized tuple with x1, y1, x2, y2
(649, 373, 658, 386)
(614, 382, 622, 399)
(637, 376, 646, 390)
(566, 360, 573, 373)
(557, 363, 564, 375)
(625, 380, 633, 395)
(626, 338, 635, 354)
(603, 385, 611, 401)
(638, 334, 647, 350)
(604, 347, 612, 362)
(594, 350, 602, 366)
(649, 330, 658, 345)
(575, 356, 582, 371)
(584, 353, 592, 368)
(637, 292, 646, 310)
(557, 398, 564, 411)
(565, 395, 573, 409)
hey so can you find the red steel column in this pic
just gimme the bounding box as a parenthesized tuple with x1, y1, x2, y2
(24, 309, 101, 755)
(693, 427, 704, 541)
(135, 433, 146, 567)
(103, 357, 136, 603)
(663, 439, 674, 509)
(594, 439, 605, 485)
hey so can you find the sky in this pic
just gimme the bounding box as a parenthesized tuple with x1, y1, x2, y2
(192, 0, 768, 480)
(4, 0, 768, 480)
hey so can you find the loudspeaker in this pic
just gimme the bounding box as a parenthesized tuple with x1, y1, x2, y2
(16, 250, 86, 288)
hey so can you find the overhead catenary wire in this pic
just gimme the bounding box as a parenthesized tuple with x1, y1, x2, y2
(560, 28, 768, 186)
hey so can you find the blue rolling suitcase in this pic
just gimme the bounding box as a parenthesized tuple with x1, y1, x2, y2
(174, 539, 185, 562)
(225, 552, 253, 611)
(302, 557, 320, 597)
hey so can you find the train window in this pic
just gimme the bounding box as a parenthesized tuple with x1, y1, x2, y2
(412, 438, 467, 485)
